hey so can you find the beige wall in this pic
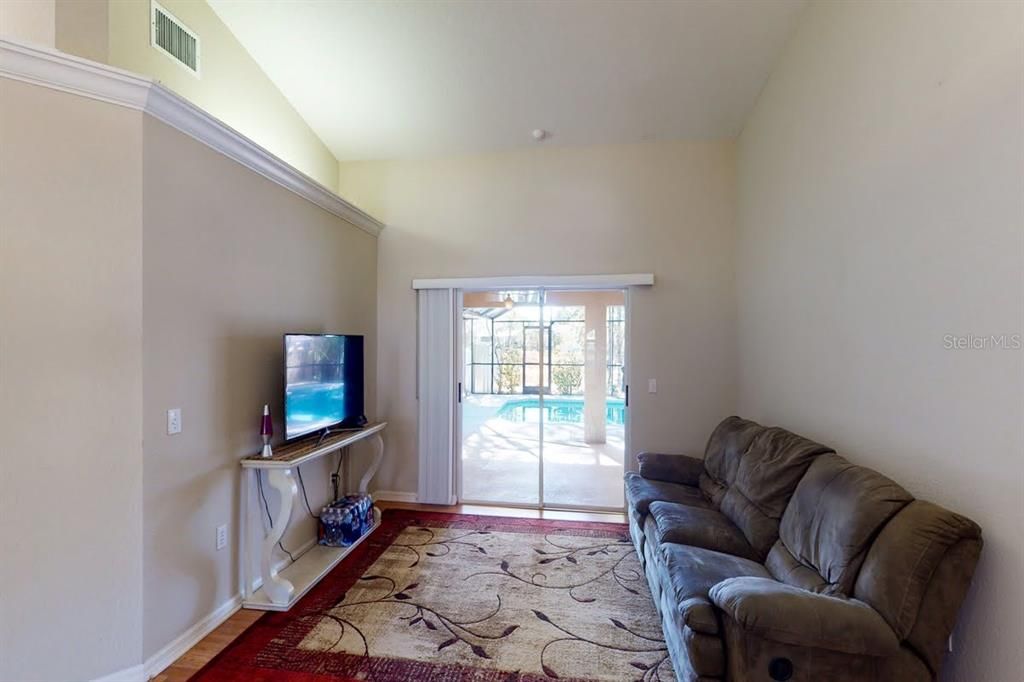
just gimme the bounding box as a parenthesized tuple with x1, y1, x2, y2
(735, 2, 1023, 681)
(108, 0, 339, 190)
(339, 139, 737, 495)
(0, 61, 378, 675)
(0, 0, 108, 60)
(142, 115, 378, 659)
(56, 0, 108, 63)
(0, 79, 144, 680)
(0, 0, 55, 46)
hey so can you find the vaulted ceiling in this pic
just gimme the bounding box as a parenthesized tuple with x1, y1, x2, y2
(209, 0, 807, 161)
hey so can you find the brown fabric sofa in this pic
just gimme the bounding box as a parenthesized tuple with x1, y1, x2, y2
(625, 416, 982, 682)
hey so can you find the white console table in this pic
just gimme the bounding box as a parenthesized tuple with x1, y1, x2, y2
(239, 422, 386, 611)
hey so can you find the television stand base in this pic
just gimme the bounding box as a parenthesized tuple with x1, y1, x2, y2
(239, 422, 387, 611)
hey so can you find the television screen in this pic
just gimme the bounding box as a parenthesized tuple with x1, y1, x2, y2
(284, 334, 364, 440)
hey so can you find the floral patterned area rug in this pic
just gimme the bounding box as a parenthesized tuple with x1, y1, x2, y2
(193, 509, 675, 681)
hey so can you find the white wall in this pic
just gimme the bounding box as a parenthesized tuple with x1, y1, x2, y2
(735, 2, 1023, 680)
(339, 140, 737, 496)
(0, 78, 144, 681)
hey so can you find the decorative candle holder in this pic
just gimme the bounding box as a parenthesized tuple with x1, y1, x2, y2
(260, 404, 273, 458)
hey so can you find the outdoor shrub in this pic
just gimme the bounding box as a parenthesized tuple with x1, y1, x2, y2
(552, 365, 583, 395)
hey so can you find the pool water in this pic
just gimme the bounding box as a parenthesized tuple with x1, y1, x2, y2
(496, 397, 626, 425)
(285, 381, 347, 438)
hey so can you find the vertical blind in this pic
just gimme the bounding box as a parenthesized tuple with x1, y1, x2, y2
(416, 288, 458, 504)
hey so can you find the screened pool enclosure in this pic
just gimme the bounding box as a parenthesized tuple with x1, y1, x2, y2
(459, 289, 627, 509)
(463, 298, 625, 398)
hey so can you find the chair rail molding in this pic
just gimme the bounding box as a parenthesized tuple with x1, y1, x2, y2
(0, 37, 384, 237)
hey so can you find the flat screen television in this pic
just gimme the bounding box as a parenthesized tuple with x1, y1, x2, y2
(284, 334, 365, 441)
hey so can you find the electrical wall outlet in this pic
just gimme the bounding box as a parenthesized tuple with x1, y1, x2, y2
(167, 408, 182, 435)
(648, 378, 657, 394)
(216, 524, 228, 551)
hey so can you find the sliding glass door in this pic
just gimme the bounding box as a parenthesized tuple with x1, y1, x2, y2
(540, 290, 626, 508)
(460, 289, 542, 505)
(458, 288, 626, 510)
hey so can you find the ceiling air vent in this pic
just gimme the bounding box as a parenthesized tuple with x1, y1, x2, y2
(151, 1, 200, 76)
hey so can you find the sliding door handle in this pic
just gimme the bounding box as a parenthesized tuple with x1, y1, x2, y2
(457, 382, 462, 403)
(625, 384, 629, 407)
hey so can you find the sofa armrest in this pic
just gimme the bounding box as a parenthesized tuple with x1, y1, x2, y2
(709, 577, 899, 657)
(636, 452, 704, 486)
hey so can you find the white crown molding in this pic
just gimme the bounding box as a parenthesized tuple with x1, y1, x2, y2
(0, 37, 151, 108)
(412, 273, 655, 290)
(0, 38, 384, 237)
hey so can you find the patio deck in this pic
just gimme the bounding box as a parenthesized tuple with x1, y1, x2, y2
(460, 394, 625, 508)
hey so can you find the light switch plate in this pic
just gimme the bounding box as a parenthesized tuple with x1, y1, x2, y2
(216, 524, 228, 551)
(167, 408, 182, 435)
(648, 379, 657, 394)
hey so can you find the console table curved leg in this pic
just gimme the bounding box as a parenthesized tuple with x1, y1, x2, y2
(358, 432, 385, 494)
(260, 468, 297, 606)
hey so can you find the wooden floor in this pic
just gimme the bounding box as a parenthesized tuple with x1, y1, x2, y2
(151, 608, 264, 682)
(152, 501, 626, 681)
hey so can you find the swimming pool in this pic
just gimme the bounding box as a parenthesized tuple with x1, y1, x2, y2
(495, 397, 626, 425)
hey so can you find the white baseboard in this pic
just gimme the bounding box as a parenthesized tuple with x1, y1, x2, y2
(144, 507, 398, 678)
(92, 664, 145, 682)
(143, 593, 242, 679)
(373, 490, 418, 503)
(108, 503, 410, 680)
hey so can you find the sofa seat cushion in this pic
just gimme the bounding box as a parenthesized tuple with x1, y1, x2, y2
(625, 471, 712, 515)
(649, 501, 759, 561)
(658, 543, 771, 636)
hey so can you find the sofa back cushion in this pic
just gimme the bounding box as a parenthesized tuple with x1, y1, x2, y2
(853, 500, 982, 672)
(698, 416, 765, 506)
(768, 454, 914, 596)
(717, 427, 833, 559)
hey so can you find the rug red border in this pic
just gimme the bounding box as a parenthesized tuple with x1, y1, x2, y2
(190, 509, 630, 681)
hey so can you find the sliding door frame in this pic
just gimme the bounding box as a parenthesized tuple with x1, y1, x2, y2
(455, 285, 630, 513)
(451, 289, 464, 506)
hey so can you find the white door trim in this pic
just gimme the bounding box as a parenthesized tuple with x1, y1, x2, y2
(453, 289, 465, 504)
(624, 287, 633, 472)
